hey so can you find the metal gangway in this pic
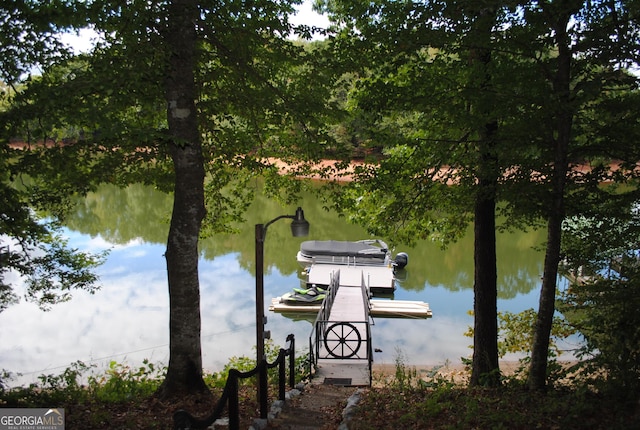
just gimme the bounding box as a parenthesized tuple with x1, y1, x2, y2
(308, 270, 373, 386)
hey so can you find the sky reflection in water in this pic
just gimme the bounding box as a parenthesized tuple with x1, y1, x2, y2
(0, 184, 577, 387)
(0, 231, 556, 388)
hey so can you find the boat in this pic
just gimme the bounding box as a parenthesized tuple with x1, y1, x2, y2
(281, 291, 326, 305)
(280, 285, 327, 305)
(297, 239, 408, 269)
(270, 239, 431, 318)
(295, 239, 408, 295)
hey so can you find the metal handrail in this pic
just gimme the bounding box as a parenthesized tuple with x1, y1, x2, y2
(309, 271, 373, 372)
(173, 334, 296, 430)
(361, 272, 374, 382)
(314, 319, 370, 360)
(308, 271, 340, 373)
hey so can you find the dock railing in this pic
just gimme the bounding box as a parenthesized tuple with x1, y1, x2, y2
(308, 270, 340, 373)
(309, 270, 373, 379)
(360, 273, 374, 383)
(173, 334, 296, 430)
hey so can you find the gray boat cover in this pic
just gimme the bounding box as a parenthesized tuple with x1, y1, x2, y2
(299, 240, 387, 260)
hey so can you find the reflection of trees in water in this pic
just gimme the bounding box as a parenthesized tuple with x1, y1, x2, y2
(496, 230, 546, 299)
(62, 183, 545, 298)
(66, 183, 172, 243)
(397, 226, 544, 299)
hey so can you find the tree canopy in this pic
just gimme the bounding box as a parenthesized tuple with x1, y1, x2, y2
(2, 0, 342, 397)
(1, 0, 639, 397)
(1, 2, 107, 313)
(318, 0, 640, 387)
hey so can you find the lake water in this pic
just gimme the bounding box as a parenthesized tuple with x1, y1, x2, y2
(0, 183, 576, 386)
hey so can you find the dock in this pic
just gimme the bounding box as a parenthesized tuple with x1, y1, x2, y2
(269, 297, 432, 319)
(311, 271, 372, 386)
(307, 263, 395, 293)
(270, 269, 431, 386)
(271, 265, 431, 318)
(270, 240, 432, 387)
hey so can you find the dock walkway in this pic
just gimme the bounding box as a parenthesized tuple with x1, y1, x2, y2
(269, 262, 432, 387)
(310, 269, 373, 386)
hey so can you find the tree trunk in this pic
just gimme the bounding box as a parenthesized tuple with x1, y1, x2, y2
(528, 8, 572, 391)
(468, 6, 500, 388)
(157, 0, 209, 397)
(471, 172, 499, 386)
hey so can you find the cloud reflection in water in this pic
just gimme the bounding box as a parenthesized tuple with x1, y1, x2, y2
(0, 230, 544, 388)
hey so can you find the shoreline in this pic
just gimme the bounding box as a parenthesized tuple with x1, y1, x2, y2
(371, 360, 578, 385)
(373, 360, 522, 373)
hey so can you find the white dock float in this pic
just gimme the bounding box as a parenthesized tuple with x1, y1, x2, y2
(307, 264, 395, 292)
(269, 297, 432, 319)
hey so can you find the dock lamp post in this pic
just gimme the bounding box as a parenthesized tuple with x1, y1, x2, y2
(255, 207, 309, 418)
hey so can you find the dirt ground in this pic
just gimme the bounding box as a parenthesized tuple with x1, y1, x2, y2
(266, 361, 549, 430)
(370, 361, 527, 385)
(267, 382, 355, 430)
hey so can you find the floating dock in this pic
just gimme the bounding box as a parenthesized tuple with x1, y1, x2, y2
(270, 240, 432, 386)
(269, 272, 431, 387)
(306, 263, 395, 293)
(269, 297, 432, 319)
(270, 263, 431, 318)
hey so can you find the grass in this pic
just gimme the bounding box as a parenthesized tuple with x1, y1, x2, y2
(0, 340, 310, 429)
(348, 357, 640, 430)
(349, 384, 635, 429)
(0, 360, 225, 429)
(1, 352, 638, 429)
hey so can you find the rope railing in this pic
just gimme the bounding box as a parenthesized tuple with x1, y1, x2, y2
(173, 334, 296, 430)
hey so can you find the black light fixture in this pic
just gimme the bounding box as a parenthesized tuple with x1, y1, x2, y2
(290, 207, 310, 237)
(254, 207, 309, 418)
